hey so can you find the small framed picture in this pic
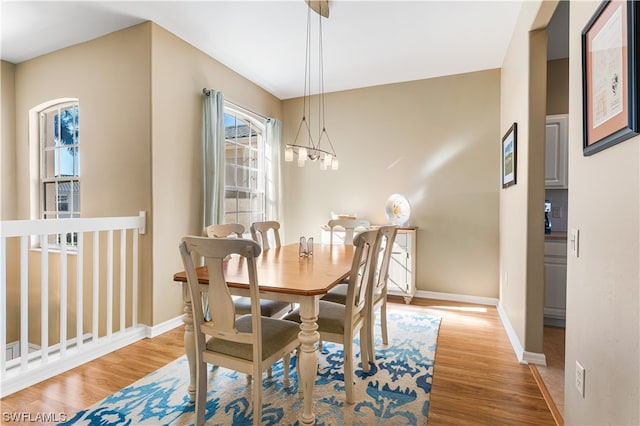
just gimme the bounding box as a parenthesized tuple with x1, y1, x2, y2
(502, 123, 517, 188)
(582, 0, 639, 155)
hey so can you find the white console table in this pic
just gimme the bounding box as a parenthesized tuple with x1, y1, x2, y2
(320, 225, 417, 304)
(386, 227, 417, 304)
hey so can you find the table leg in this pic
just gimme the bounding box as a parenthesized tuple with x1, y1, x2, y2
(297, 296, 319, 425)
(181, 284, 196, 402)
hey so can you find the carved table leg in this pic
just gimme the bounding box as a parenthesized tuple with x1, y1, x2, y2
(181, 284, 196, 402)
(297, 296, 319, 425)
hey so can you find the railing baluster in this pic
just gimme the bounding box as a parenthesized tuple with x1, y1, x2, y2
(120, 229, 126, 332)
(41, 237, 49, 364)
(19, 236, 28, 371)
(92, 231, 99, 343)
(106, 230, 113, 337)
(0, 214, 147, 397)
(1, 236, 7, 378)
(132, 228, 139, 327)
(76, 232, 84, 350)
(60, 237, 68, 356)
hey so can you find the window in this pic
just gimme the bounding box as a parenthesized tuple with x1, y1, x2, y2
(223, 105, 266, 232)
(40, 101, 80, 245)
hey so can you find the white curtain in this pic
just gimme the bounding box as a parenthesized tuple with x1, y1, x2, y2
(265, 118, 283, 224)
(203, 89, 225, 231)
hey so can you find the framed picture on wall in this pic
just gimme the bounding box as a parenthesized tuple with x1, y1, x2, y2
(582, 0, 639, 156)
(502, 123, 517, 188)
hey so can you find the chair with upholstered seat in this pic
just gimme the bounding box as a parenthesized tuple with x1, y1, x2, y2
(206, 223, 244, 239)
(250, 221, 282, 250)
(284, 229, 381, 404)
(321, 217, 372, 296)
(327, 218, 370, 245)
(179, 236, 300, 426)
(322, 226, 397, 363)
(365, 226, 397, 360)
(206, 223, 291, 318)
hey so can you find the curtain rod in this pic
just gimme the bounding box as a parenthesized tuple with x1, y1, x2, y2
(202, 88, 267, 120)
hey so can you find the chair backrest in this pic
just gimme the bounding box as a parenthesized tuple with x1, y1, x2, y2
(206, 223, 245, 239)
(179, 237, 262, 351)
(250, 221, 281, 250)
(328, 219, 370, 245)
(371, 226, 398, 296)
(344, 229, 381, 320)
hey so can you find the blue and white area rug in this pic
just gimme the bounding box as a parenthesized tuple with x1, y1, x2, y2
(61, 305, 440, 425)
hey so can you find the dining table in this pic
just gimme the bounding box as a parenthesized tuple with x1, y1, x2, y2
(173, 242, 356, 425)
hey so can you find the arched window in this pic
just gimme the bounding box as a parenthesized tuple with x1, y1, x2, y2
(33, 99, 80, 245)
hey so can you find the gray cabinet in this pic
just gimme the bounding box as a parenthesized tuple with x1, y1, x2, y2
(545, 114, 569, 189)
(544, 240, 567, 326)
(387, 227, 417, 304)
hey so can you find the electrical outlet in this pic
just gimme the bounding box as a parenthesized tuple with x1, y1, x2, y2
(576, 361, 585, 397)
(552, 206, 562, 218)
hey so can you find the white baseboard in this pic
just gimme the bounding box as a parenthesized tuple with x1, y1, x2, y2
(146, 316, 184, 338)
(496, 301, 546, 366)
(1, 326, 147, 398)
(413, 290, 546, 366)
(414, 289, 499, 306)
(1, 318, 184, 398)
(523, 351, 547, 365)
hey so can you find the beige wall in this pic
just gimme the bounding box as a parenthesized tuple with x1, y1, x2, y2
(1, 60, 17, 220)
(564, 2, 639, 424)
(14, 25, 153, 220)
(282, 70, 501, 298)
(500, 0, 537, 353)
(5, 8, 639, 421)
(11, 23, 154, 324)
(149, 23, 282, 324)
(500, 0, 556, 356)
(5, 22, 281, 327)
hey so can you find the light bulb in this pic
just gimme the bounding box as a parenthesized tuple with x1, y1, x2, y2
(324, 154, 332, 169)
(285, 146, 293, 162)
(331, 158, 339, 170)
(298, 147, 307, 167)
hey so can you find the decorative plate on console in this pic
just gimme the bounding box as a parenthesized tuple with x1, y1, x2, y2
(385, 193, 411, 226)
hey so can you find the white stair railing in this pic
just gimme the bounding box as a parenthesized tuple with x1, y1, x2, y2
(0, 212, 146, 397)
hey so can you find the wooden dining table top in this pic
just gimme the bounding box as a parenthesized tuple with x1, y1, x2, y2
(173, 242, 355, 296)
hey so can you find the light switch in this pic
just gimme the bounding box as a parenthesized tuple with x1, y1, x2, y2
(570, 228, 579, 257)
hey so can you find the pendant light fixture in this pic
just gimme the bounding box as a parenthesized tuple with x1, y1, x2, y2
(285, 0, 338, 170)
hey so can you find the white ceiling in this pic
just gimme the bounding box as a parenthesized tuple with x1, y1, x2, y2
(1, 1, 536, 100)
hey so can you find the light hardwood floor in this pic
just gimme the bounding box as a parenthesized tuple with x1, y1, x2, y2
(533, 325, 566, 425)
(1, 298, 555, 425)
(406, 298, 556, 426)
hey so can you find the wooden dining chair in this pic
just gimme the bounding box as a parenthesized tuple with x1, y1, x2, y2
(365, 226, 397, 360)
(206, 223, 244, 238)
(321, 218, 372, 296)
(327, 218, 370, 245)
(322, 226, 397, 363)
(250, 221, 282, 250)
(206, 223, 291, 319)
(179, 236, 300, 426)
(284, 229, 381, 404)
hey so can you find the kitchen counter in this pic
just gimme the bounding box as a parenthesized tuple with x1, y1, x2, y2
(545, 231, 567, 241)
